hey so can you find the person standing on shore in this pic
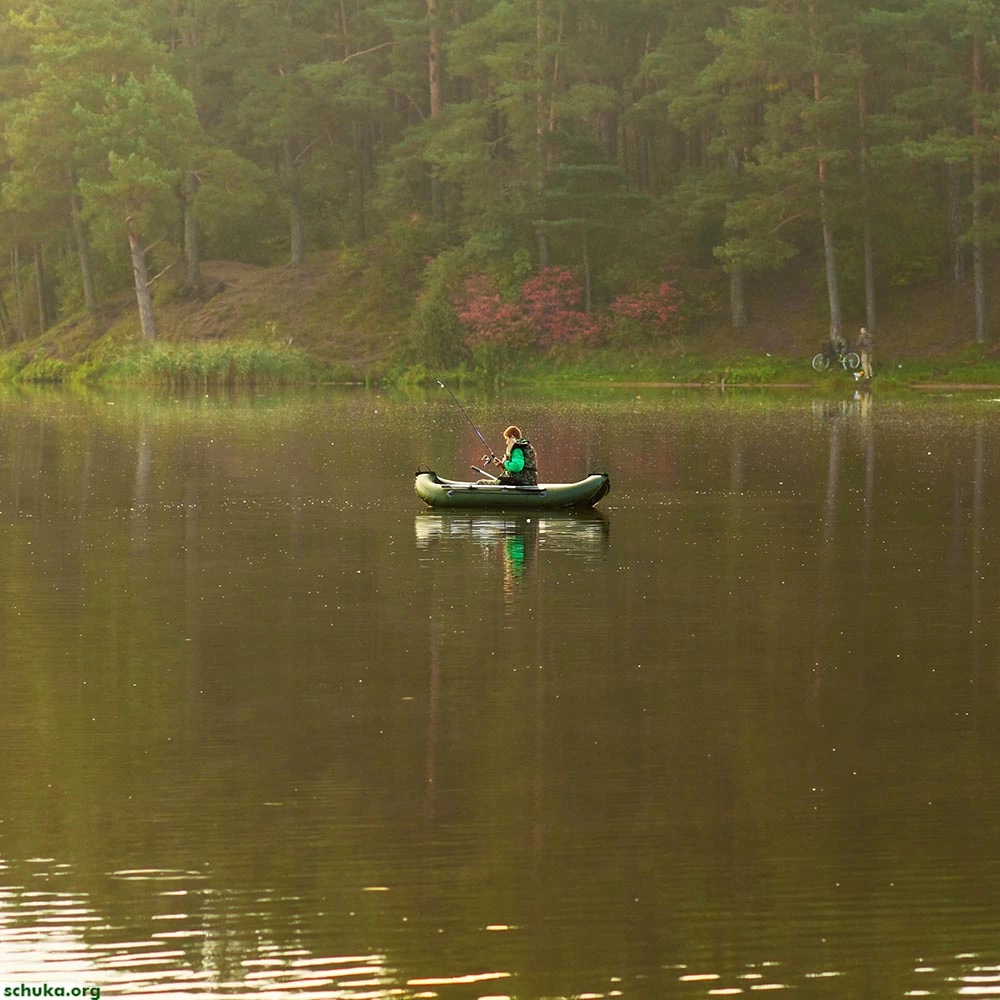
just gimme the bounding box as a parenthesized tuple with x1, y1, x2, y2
(857, 326, 874, 378)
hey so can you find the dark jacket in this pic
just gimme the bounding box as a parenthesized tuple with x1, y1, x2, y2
(499, 438, 539, 486)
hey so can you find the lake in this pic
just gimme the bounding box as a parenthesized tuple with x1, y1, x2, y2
(1, 383, 999, 999)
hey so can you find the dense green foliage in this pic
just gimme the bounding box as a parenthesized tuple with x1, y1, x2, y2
(1, 0, 998, 364)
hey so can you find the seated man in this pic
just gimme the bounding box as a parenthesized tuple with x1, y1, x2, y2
(481, 425, 539, 486)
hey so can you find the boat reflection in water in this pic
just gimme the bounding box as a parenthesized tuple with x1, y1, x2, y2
(415, 509, 609, 558)
(415, 509, 610, 593)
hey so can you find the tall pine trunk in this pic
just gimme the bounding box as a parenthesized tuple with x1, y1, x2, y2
(11, 247, 25, 340)
(126, 215, 157, 340)
(730, 271, 746, 329)
(819, 205, 842, 346)
(427, 0, 443, 221)
(284, 142, 305, 269)
(810, 5, 842, 346)
(0, 284, 10, 343)
(534, 0, 549, 268)
(813, 77, 842, 345)
(728, 148, 746, 329)
(351, 124, 367, 242)
(33, 242, 50, 333)
(183, 171, 203, 294)
(971, 30, 987, 343)
(69, 172, 98, 317)
(947, 163, 965, 283)
(856, 60, 876, 335)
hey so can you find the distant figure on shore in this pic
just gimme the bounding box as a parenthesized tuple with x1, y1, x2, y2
(857, 326, 874, 378)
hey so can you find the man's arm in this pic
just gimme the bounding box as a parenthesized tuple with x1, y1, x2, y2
(504, 447, 525, 473)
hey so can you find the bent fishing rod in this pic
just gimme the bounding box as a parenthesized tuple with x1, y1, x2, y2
(437, 379, 502, 476)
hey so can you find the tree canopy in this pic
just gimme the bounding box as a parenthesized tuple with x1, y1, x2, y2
(0, 0, 997, 350)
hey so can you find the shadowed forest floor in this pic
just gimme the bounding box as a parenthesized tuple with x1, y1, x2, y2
(6, 250, 1000, 383)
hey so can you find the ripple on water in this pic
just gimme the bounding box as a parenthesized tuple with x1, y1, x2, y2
(109, 869, 209, 881)
(0, 878, 399, 997)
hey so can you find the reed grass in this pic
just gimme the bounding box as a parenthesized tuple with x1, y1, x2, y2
(16, 357, 73, 383)
(94, 341, 320, 388)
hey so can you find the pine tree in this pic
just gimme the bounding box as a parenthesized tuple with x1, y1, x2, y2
(74, 70, 205, 338)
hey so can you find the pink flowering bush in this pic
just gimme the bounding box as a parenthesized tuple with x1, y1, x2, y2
(457, 268, 599, 352)
(520, 268, 600, 346)
(609, 280, 683, 328)
(456, 264, 685, 359)
(456, 275, 533, 350)
(606, 277, 684, 348)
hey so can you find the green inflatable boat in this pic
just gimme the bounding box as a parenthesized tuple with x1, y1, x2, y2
(414, 469, 611, 509)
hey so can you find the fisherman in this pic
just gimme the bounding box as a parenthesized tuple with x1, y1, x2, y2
(480, 425, 539, 486)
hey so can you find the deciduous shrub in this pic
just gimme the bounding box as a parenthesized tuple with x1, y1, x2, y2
(456, 275, 533, 350)
(609, 280, 683, 328)
(457, 267, 598, 351)
(520, 268, 600, 346)
(606, 277, 684, 348)
(457, 263, 687, 357)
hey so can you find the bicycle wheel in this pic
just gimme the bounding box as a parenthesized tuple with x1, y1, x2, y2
(811, 352, 830, 371)
(844, 352, 861, 370)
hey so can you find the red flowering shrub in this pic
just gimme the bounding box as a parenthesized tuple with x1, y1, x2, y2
(609, 280, 683, 330)
(456, 275, 532, 349)
(457, 268, 598, 350)
(456, 266, 684, 356)
(456, 274, 531, 347)
(520, 267, 600, 346)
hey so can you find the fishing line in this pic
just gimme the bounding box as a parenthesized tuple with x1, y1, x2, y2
(437, 379, 499, 461)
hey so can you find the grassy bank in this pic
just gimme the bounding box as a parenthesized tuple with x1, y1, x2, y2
(4, 340, 322, 388)
(395, 346, 1000, 393)
(6, 254, 1000, 389)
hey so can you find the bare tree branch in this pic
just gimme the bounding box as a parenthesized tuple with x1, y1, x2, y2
(400, 92, 427, 121)
(145, 260, 175, 287)
(769, 211, 805, 235)
(293, 137, 321, 165)
(341, 41, 394, 64)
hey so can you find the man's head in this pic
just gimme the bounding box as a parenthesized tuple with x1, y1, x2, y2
(503, 425, 522, 441)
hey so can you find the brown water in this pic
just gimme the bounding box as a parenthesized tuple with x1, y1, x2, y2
(1, 385, 999, 999)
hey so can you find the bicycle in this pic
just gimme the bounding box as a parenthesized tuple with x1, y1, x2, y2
(811, 342, 861, 372)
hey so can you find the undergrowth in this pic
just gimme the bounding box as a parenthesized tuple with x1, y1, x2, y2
(91, 341, 320, 387)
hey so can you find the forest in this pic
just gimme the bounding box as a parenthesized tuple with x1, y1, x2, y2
(0, 0, 998, 373)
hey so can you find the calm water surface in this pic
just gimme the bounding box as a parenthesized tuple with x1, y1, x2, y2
(1, 385, 999, 999)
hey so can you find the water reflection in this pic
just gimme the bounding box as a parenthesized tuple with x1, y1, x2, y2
(415, 511, 609, 559)
(12, 850, 1000, 999)
(3, 388, 1000, 998)
(415, 510, 610, 603)
(0, 858, 399, 997)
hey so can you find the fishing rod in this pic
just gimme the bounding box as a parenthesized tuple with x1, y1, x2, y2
(437, 379, 501, 467)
